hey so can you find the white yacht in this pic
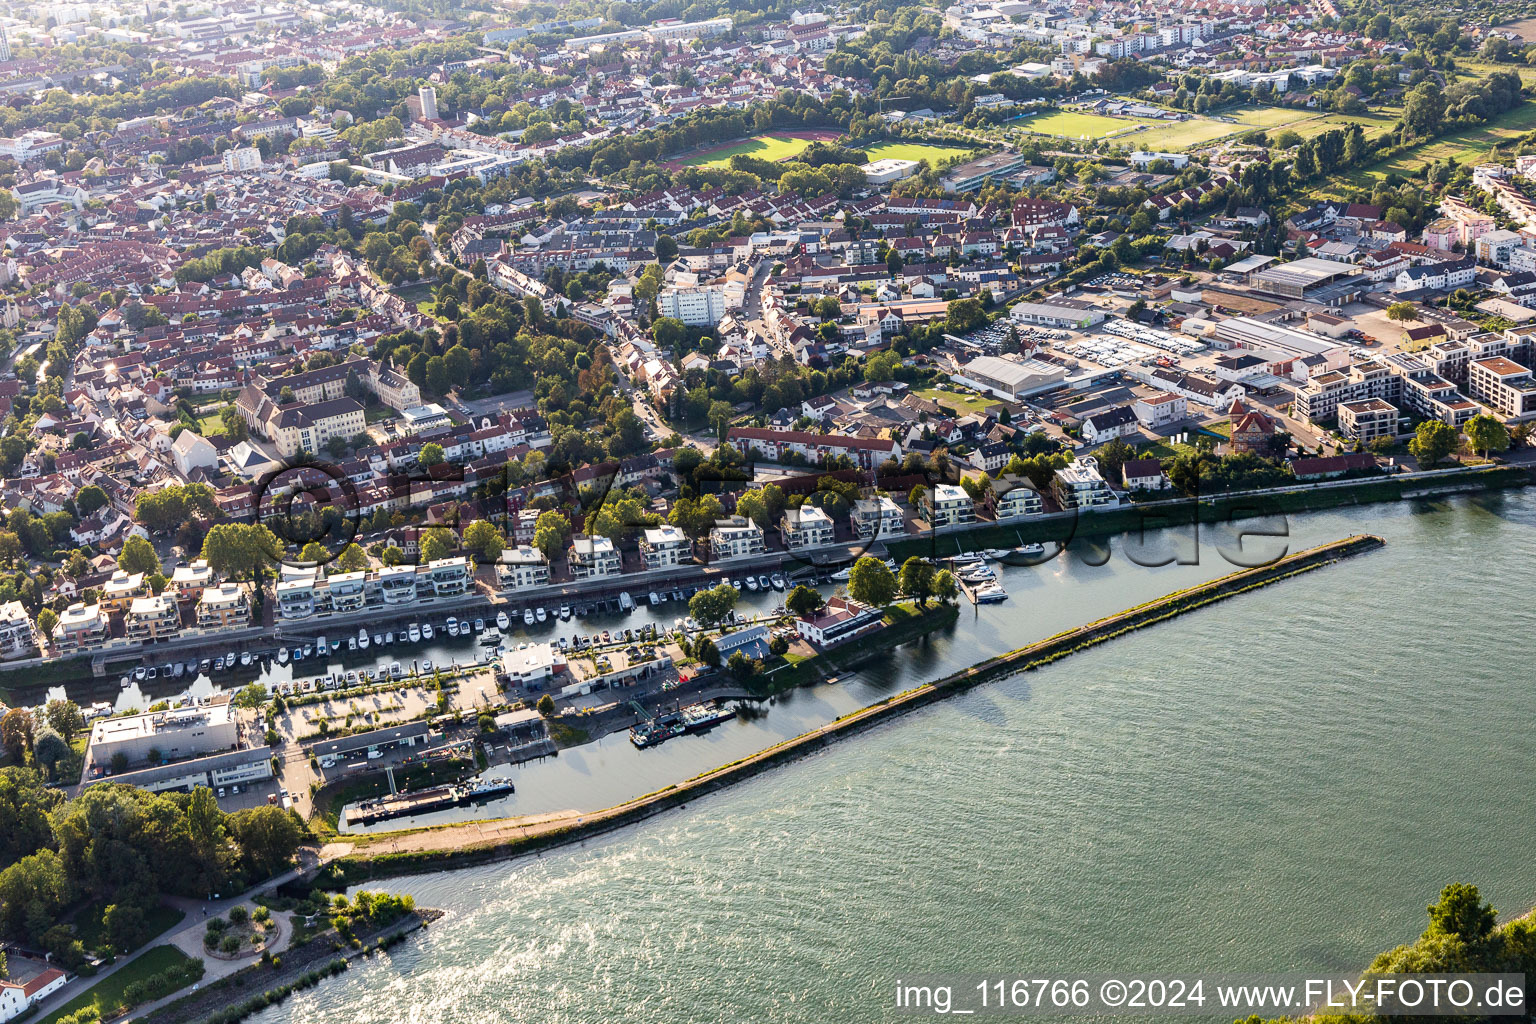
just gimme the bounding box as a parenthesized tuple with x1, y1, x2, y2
(523, 608, 535, 625)
(474, 618, 485, 632)
(559, 605, 571, 621)
(619, 592, 635, 611)
(496, 611, 510, 630)
(277, 648, 289, 664)
(422, 623, 434, 640)
(536, 607, 548, 623)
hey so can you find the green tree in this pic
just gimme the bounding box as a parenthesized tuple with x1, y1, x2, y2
(688, 583, 739, 627)
(1463, 414, 1509, 459)
(945, 298, 987, 335)
(1427, 883, 1496, 942)
(227, 806, 303, 878)
(532, 510, 571, 560)
(45, 700, 85, 742)
(336, 543, 370, 573)
(536, 694, 556, 717)
(0, 848, 71, 941)
(32, 728, 69, 780)
(75, 485, 108, 516)
(786, 584, 825, 618)
(1095, 438, 1137, 483)
(201, 524, 282, 582)
(695, 636, 720, 667)
(418, 443, 445, 467)
(118, 535, 161, 576)
(932, 569, 959, 604)
(847, 555, 898, 607)
(1408, 419, 1458, 468)
(1386, 301, 1419, 322)
(420, 527, 455, 563)
(463, 520, 504, 562)
(232, 683, 269, 710)
(1, 709, 34, 762)
(897, 557, 937, 607)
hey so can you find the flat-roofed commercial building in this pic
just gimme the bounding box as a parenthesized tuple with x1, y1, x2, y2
(942, 151, 1034, 192)
(88, 704, 238, 769)
(1247, 257, 1369, 305)
(1007, 300, 1105, 329)
(952, 355, 1067, 399)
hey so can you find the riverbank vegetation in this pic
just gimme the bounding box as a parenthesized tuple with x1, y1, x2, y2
(0, 773, 305, 970)
(1243, 883, 1536, 1024)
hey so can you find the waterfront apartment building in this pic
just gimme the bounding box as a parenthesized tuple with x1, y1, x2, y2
(196, 584, 251, 631)
(641, 525, 692, 570)
(100, 570, 148, 614)
(924, 484, 976, 528)
(124, 595, 182, 643)
(274, 557, 474, 620)
(1337, 399, 1399, 443)
(1468, 357, 1536, 420)
(994, 482, 1044, 520)
(1052, 458, 1118, 510)
(54, 603, 110, 653)
(710, 516, 766, 560)
(568, 535, 622, 578)
(167, 560, 215, 603)
(795, 596, 886, 647)
(0, 600, 36, 657)
(727, 427, 901, 471)
(497, 545, 551, 589)
(852, 496, 904, 539)
(781, 506, 836, 549)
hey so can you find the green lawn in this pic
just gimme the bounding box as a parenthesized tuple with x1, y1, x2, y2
(72, 900, 185, 955)
(194, 411, 227, 437)
(916, 387, 998, 414)
(1227, 106, 1314, 129)
(1016, 110, 1137, 140)
(1338, 100, 1536, 185)
(859, 140, 977, 167)
(1131, 118, 1245, 151)
(39, 945, 201, 1024)
(677, 133, 821, 168)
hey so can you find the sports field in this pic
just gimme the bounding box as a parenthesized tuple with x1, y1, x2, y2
(674, 132, 830, 168)
(860, 140, 976, 166)
(1131, 118, 1244, 151)
(1016, 110, 1135, 139)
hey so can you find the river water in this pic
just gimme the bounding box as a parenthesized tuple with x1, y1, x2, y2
(237, 492, 1536, 1023)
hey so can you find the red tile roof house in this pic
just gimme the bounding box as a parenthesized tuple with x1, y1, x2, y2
(794, 596, 886, 648)
(1, 967, 68, 1021)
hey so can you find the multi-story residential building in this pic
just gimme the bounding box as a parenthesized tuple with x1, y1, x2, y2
(710, 516, 766, 560)
(266, 399, 368, 458)
(275, 567, 319, 619)
(994, 483, 1044, 520)
(1052, 458, 1118, 510)
(727, 427, 901, 471)
(1468, 356, 1536, 420)
(1337, 399, 1399, 442)
(325, 571, 368, 613)
(497, 545, 551, 589)
(924, 484, 976, 527)
(0, 600, 37, 657)
(417, 557, 471, 597)
(781, 506, 835, 549)
(196, 583, 251, 631)
(376, 564, 419, 605)
(1292, 360, 1401, 423)
(100, 570, 148, 614)
(657, 283, 728, 326)
(569, 535, 622, 578)
(851, 497, 904, 539)
(54, 602, 110, 653)
(167, 560, 215, 603)
(641, 525, 691, 569)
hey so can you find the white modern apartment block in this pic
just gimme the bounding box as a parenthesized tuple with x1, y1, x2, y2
(994, 483, 1044, 520)
(569, 535, 622, 578)
(657, 283, 728, 326)
(852, 496, 904, 539)
(1053, 458, 1119, 510)
(221, 146, 263, 172)
(710, 516, 766, 560)
(0, 600, 36, 657)
(497, 545, 551, 589)
(1337, 399, 1399, 442)
(924, 484, 976, 528)
(195, 583, 251, 630)
(781, 506, 835, 549)
(1468, 356, 1536, 420)
(641, 524, 691, 569)
(54, 602, 110, 653)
